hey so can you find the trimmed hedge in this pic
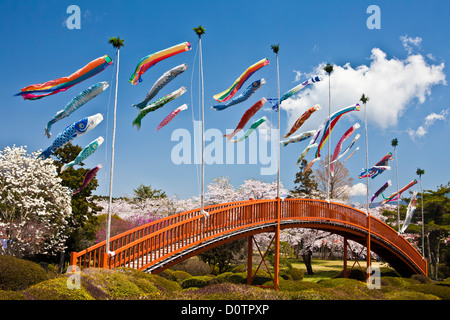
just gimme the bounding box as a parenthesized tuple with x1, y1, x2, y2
(0, 255, 48, 291)
(181, 276, 217, 289)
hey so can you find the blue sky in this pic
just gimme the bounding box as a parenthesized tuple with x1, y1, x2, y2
(1, 0, 449, 204)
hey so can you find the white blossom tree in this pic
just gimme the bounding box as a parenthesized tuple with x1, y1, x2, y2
(0, 146, 72, 257)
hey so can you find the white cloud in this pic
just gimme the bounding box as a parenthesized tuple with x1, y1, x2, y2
(400, 35, 422, 54)
(425, 109, 448, 125)
(341, 183, 367, 198)
(282, 46, 446, 132)
(349, 183, 367, 196)
(293, 70, 303, 82)
(408, 109, 448, 140)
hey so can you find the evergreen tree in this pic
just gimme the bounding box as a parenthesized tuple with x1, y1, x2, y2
(289, 159, 319, 198)
(133, 184, 167, 201)
(52, 142, 102, 253)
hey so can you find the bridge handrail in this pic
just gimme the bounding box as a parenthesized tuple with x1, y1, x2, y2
(284, 198, 426, 274)
(106, 199, 278, 270)
(70, 200, 250, 269)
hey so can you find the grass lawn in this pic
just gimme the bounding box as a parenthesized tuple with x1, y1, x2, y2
(290, 259, 389, 282)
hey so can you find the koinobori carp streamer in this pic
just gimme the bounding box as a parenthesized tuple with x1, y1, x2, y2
(132, 64, 187, 109)
(213, 58, 269, 102)
(15, 55, 112, 100)
(44, 82, 109, 138)
(224, 98, 266, 141)
(129, 42, 191, 85)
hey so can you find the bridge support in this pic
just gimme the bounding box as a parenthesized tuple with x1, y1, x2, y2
(274, 197, 281, 291)
(247, 235, 253, 285)
(343, 237, 348, 278)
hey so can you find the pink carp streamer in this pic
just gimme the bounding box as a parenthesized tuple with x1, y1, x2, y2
(342, 147, 359, 164)
(283, 104, 321, 138)
(155, 104, 188, 132)
(73, 164, 102, 195)
(303, 157, 320, 174)
(224, 98, 266, 141)
(330, 123, 360, 176)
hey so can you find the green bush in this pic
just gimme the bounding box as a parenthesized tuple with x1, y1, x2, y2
(80, 268, 160, 299)
(171, 258, 212, 276)
(379, 267, 401, 277)
(289, 267, 304, 281)
(442, 277, 450, 286)
(266, 279, 321, 292)
(231, 264, 247, 273)
(0, 290, 26, 300)
(0, 255, 48, 291)
(280, 273, 293, 280)
(318, 278, 366, 289)
(181, 276, 216, 289)
(334, 268, 367, 281)
(22, 277, 94, 300)
(410, 283, 450, 300)
(380, 276, 419, 288)
(384, 290, 440, 300)
(171, 270, 191, 283)
(411, 274, 432, 284)
(148, 274, 182, 293)
(158, 269, 176, 281)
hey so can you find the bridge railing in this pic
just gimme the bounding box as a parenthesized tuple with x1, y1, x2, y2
(283, 199, 427, 275)
(70, 200, 250, 269)
(104, 199, 278, 270)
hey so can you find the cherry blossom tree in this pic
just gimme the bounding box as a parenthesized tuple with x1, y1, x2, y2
(0, 146, 72, 258)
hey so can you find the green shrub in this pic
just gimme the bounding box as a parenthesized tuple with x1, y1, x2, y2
(334, 268, 366, 281)
(280, 273, 293, 280)
(0, 290, 26, 300)
(147, 274, 182, 293)
(384, 290, 440, 300)
(441, 277, 450, 286)
(380, 276, 419, 288)
(379, 267, 401, 277)
(0, 255, 48, 291)
(410, 283, 450, 300)
(266, 279, 321, 292)
(231, 264, 247, 273)
(81, 268, 159, 299)
(181, 276, 216, 289)
(289, 267, 304, 281)
(318, 278, 366, 288)
(181, 283, 288, 300)
(171, 258, 212, 276)
(158, 269, 176, 281)
(171, 270, 191, 283)
(411, 274, 432, 284)
(22, 277, 94, 300)
(246, 269, 272, 285)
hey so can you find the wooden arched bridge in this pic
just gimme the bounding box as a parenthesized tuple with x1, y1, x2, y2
(70, 198, 427, 287)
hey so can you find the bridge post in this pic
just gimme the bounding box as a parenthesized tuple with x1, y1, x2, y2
(367, 214, 371, 273)
(247, 235, 253, 285)
(343, 237, 348, 278)
(102, 252, 109, 269)
(274, 197, 281, 291)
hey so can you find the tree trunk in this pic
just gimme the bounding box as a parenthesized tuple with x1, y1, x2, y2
(302, 250, 314, 275)
(58, 251, 65, 274)
(426, 233, 433, 278)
